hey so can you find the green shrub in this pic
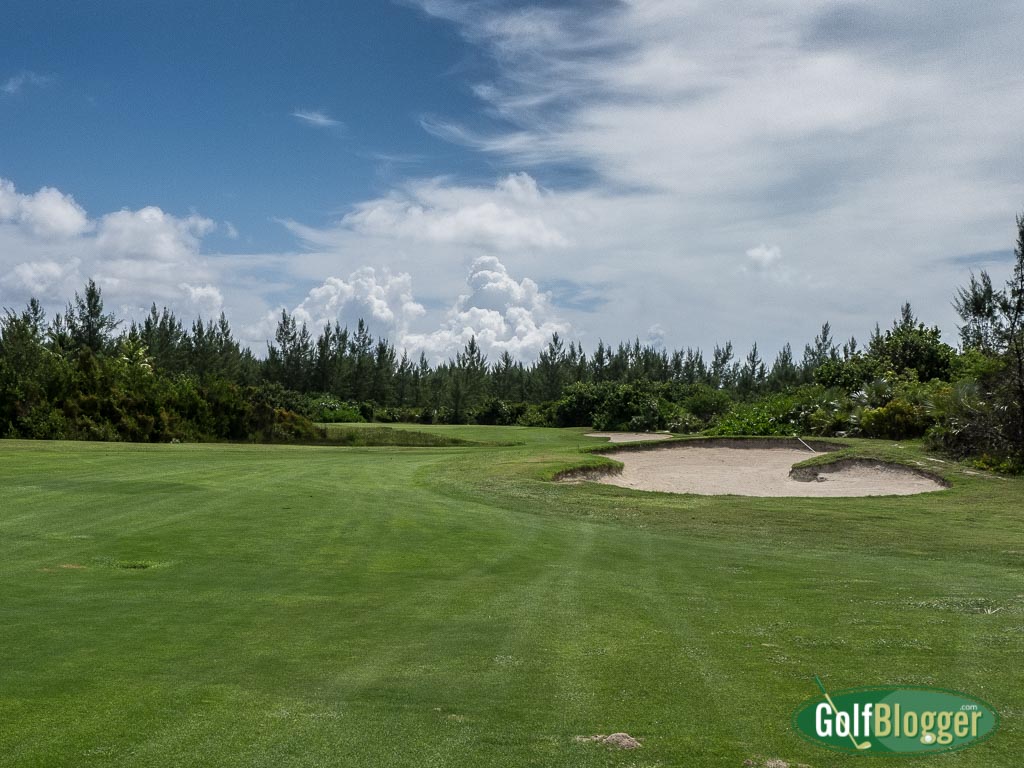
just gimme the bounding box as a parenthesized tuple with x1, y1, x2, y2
(553, 382, 604, 427)
(311, 395, 365, 423)
(592, 384, 664, 431)
(677, 383, 732, 422)
(474, 399, 528, 426)
(858, 399, 929, 439)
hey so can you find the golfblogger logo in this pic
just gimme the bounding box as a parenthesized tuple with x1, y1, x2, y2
(791, 677, 998, 755)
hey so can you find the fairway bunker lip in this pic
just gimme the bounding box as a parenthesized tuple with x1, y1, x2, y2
(584, 431, 673, 443)
(557, 438, 948, 497)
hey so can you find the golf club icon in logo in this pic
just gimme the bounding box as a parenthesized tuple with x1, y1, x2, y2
(815, 675, 871, 751)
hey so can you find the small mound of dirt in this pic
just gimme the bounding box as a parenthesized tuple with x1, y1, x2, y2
(576, 732, 642, 749)
(744, 758, 812, 768)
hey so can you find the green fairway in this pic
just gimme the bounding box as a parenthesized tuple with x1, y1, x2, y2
(1, 429, 1021, 767)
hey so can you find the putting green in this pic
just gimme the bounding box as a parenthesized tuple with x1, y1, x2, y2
(0, 428, 1020, 766)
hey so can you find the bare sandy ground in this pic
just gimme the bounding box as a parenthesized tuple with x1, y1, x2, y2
(589, 446, 945, 497)
(585, 432, 673, 443)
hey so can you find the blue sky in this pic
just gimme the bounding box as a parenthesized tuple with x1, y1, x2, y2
(2, 0, 492, 250)
(2, 0, 1023, 359)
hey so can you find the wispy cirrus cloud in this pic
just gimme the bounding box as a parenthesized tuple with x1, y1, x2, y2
(1, 71, 52, 96)
(384, 0, 1024, 352)
(291, 109, 342, 128)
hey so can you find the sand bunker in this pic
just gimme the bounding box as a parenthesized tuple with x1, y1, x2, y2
(585, 432, 672, 443)
(585, 446, 945, 497)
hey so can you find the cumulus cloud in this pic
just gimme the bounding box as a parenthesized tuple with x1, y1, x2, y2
(9, 259, 81, 297)
(0, 177, 219, 321)
(406, 256, 568, 361)
(256, 256, 566, 362)
(180, 283, 224, 318)
(287, 268, 425, 336)
(0, 180, 91, 238)
(0, 177, 567, 361)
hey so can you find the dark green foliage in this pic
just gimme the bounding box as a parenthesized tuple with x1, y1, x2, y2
(308, 395, 365, 423)
(553, 382, 604, 427)
(320, 425, 479, 446)
(707, 387, 839, 436)
(591, 383, 666, 432)
(955, 271, 1001, 353)
(934, 213, 1024, 463)
(64, 279, 120, 354)
(858, 399, 930, 440)
(866, 303, 954, 383)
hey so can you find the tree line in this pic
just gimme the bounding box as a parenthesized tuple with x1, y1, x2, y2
(2, 213, 1023, 468)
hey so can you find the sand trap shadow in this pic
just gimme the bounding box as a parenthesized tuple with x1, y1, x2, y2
(566, 442, 946, 497)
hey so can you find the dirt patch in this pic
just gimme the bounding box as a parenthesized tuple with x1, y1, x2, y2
(584, 432, 672, 443)
(58, 563, 87, 569)
(572, 446, 946, 497)
(744, 758, 812, 768)
(575, 733, 642, 749)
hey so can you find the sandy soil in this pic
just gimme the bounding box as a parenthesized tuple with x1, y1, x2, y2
(585, 432, 672, 443)
(589, 446, 944, 497)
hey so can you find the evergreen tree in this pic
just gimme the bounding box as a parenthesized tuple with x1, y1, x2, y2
(65, 279, 120, 355)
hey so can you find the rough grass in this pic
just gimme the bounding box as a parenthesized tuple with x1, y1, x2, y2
(319, 423, 487, 447)
(0, 429, 1021, 767)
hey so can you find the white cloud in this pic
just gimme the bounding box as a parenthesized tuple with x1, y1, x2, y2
(0, 180, 91, 238)
(1, 71, 51, 95)
(406, 256, 568, 362)
(287, 267, 425, 336)
(180, 283, 224, 318)
(96, 206, 214, 262)
(292, 109, 341, 128)
(0, 178, 219, 323)
(746, 244, 783, 269)
(289, 172, 568, 253)
(254, 256, 565, 363)
(390, 0, 1024, 355)
(9, 259, 81, 297)
(4, 1, 1024, 361)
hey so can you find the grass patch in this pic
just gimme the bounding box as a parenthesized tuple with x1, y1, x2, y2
(1, 429, 1021, 767)
(319, 424, 491, 447)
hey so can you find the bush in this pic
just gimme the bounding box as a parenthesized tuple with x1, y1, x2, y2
(474, 399, 528, 426)
(858, 398, 930, 439)
(592, 384, 665, 431)
(310, 395, 365, 423)
(666, 409, 704, 434)
(516, 403, 556, 427)
(708, 386, 853, 437)
(374, 406, 422, 424)
(269, 408, 326, 443)
(553, 382, 604, 427)
(676, 383, 733, 422)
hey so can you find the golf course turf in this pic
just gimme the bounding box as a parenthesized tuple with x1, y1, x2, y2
(1, 426, 1021, 766)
